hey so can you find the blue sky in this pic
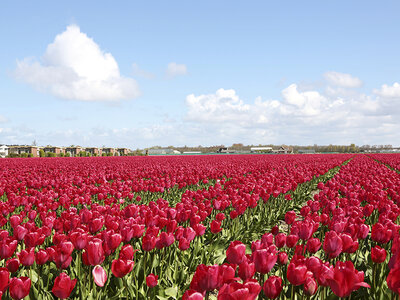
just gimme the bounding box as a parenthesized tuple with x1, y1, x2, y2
(1, 1, 400, 148)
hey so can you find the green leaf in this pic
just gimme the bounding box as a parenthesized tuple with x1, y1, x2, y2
(164, 286, 178, 298)
(30, 269, 39, 284)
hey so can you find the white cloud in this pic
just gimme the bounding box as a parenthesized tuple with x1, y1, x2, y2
(374, 82, 400, 98)
(166, 62, 187, 78)
(14, 24, 140, 102)
(185, 88, 250, 123)
(132, 63, 155, 79)
(324, 71, 362, 88)
(183, 77, 400, 146)
(0, 115, 7, 123)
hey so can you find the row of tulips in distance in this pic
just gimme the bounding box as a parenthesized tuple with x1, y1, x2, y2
(185, 154, 400, 299)
(0, 155, 352, 299)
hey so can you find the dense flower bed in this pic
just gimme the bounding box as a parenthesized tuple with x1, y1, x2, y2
(186, 154, 400, 299)
(0, 154, 359, 299)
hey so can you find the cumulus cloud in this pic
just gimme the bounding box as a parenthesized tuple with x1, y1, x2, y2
(374, 82, 400, 98)
(185, 89, 250, 123)
(324, 71, 362, 88)
(166, 62, 187, 78)
(183, 75, 400, 145)
(14, 25, 140, 101)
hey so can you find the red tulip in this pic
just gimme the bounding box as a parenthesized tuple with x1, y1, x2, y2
(371, 245, 387, 264)
(285, 211, 296, 225)
(323, 231, 343, 259)
(340, 233, 358, 253)
(286, 235, 299, 248)
(17, 248, 35, 267)
(216, 213, 225, 221)
(111, 259, 134, 278)
(263, 276, 283, 299)
(146, 273, 159, 288)
(271, 226, 279, 236)
(155, 232, 175, 249)
(35, 249, 49, 265)
(83, 238, 105, 266)
(179, 238, 191, 250)
(298, 220, 314, 241)
(304, 276, 318, 296)
(315, 262, 334, 287)
(210, 220, 222, 234)
(14, 225, 28, 241)
(0, 239, 18, 260)
(253, 248, 277, 274)
(92, 265, 107, 287)
(193, 223, 206, 236)
(142, 234, 156, 251)
(218, 281, 260, 300)
(327, 261, 370, 297)
(274, 233, 286, 248)
(277, 252, 288, 265)
(387, 267, 400, 294)
(52, 272, 77, 299)
(119, 244, 137, 260)
(9, 277, 31, 300)
(190, 264, 219, 293)
(69, 231, 88, 250)
(0, 268, 10, 293)
(371, 223, 391, 244)
(54, 241, 74, 269)
(287, 262, 310, 286)
(226, 241, 246, 265)
(238, 256, 255, 281)
(182, 290, 205, 300)
(306, 238, 321, 254)
(6, 258, 20, 273)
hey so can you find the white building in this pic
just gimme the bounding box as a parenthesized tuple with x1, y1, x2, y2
(148, 148, 180, 155)
(0, 145, 9, 158)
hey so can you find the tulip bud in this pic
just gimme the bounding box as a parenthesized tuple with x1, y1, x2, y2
(146, 273, 159, 288)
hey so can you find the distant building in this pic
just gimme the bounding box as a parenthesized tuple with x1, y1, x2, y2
(0, 145, 9, 158)
(182, 151, 201, 154)
(148, 148, 180, 155)
(65, 146, 82, 157)
(9, 146, 39, 157)
(217, 147, 237, 153)
(102, 147, 116, 156)
(85, 147, 100, 156)
(116, 148, 129, 156)
(250, 147, 273, 153)
(273, 146, 293, 154)
(43, 146, 64, 155)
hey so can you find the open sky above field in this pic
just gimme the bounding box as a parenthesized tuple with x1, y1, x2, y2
(1, 1, 400, 148)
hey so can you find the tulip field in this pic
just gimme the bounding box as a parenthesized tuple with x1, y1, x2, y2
(1, 154, 400, 299)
